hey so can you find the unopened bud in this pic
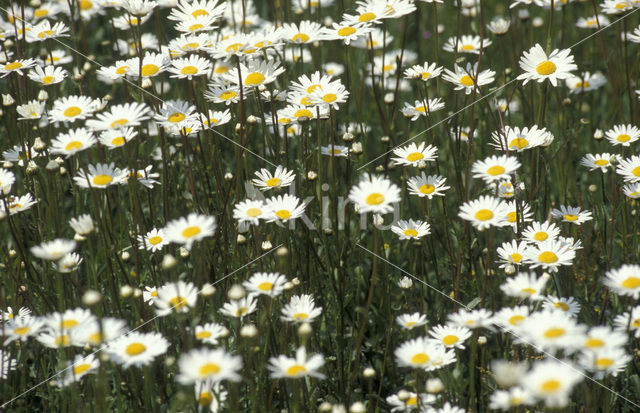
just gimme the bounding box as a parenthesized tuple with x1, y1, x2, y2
(161, 254, 177, 269)
(120, 285, 133, 298)
(37, 90, 49, 101)
(228, 284, 245, 300)
(201, 283, 216, 296)
(240, 324, 258, 338)
(2, 94, 14, 106)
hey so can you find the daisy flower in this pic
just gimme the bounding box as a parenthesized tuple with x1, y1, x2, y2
(0, 351, 17, 380)
(407, 173, 450, 199)
(85, 102, 152, 130)
(107, 332, 169, 368)
(516, 44, 577, 87)
(281, 294, 322, 323)
(282, 21, 324, 44)
(387, 391, 438, 412)
(490, 125, 550, 152)
(396, 313, 428, 330)
(542, 296, 581, 317)
(224, 59, 285, 88)
(604, 124, 640, 146)
(164, 213, 216, 250)
(269, 347, 325, 379)
(524, 240, 575, 272)
(500, 272, 549, 301)
(613, 305, 640, 337)
(517, 311, 586, 354)
(321, 145, 350, 157)
(167, 0, 226, 22)
(394, 337, 456, 371)
(0, 58, 37, 77)
(442, 63, 496, 95)
(220, 297, 257, 319)
(194, 380, 227, 411)
(48, 95, 98, 123)
(472, 155, 520, 183)
(252, 166, 295, 191)
(442, 35, 492, 54)
(623, 182, 640, 198)
(16, 100, 46, 120)
(243, 272, 287, 297)
(70, 317, 127, 347)
(521, 359, 583, 408)
(0, 168, 16, 194)
(31, 239, 76, 261)
(493, 306, 530, 331)
(169, 54, 212, 79)
(496, 240, 528, 267)
(580, 326, 628, 352)
(390, 219, 431, 240)
(44, 308, 95, 332)
(501, 200, 533, 228)
(404, 62, 443, 81)
(429, 325, 472, 349)
(309, 79, 350, 109)
(1, 194, 38, 216)
(489, 387, 535, 410)
(550, 205, 592, 225)
(194, 322, 227, 346)
(177, 348, 242, 384)
(132, 52, 169, 78)
(50, 128, 96, 158)
(603, 264, 640, 299)
(198, 109, 231, 128)
(3, 316, 44, 344)
(58, 354, 100, 387)
(233, 199, 272, 226)
(203, 81, 245, 105)
(458, 196, 509, 230)
(448, 308, 494, 329)
(265, 194, 306, 223)
(578, 347, 631, 380)
(400, 98, 445, 120)
(55, 253, 83, 273)
(486, 16, 511, 35)
(616, 155, 640, 182)
(74, 163, 129, 189)
(349, 174, 401, 214)
(522, 221, 560, 243)
(99, 127, 138, 149)
(154, 280, 198, 316)
(25, 20, 69, 42)
(322, 22, 374, 45)
(136, 228, 168, 252)
(154, 99, 198, 128)
(391, 142, 438, 167)
(27, 65, 67, 85)
(601, 0, 635, 15)
(576, 15, 610, 29)
(580, 153, 618, 172)
(565, 71, 606, 94)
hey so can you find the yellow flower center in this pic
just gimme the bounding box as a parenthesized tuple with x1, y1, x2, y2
(116, 65, 129, 75)
(510, 253, 522, 263)
(169, 296, 187, 310)
(293, 313, 309, 320)
(507, 211, 517, 223)
(632, 166, 640, 177)
(182, 226, 201, 238)
(460, 75, 475, 87)
(536, 60, 557, 76)
(180, 65, 198, 75)
(541, 379, 560, 393)
(411, 353, 429, 365)
(14, 326, 29, 335)
(292, 33, 310, 43)
(406, 152, 424, 162)
(338, 27, 356, 36)
(554, 302, 569, 311)
(54, 335, 70, 346)
(199, 363, 221, 376)
(38, 30, 54, 38)
(322, 93, 337, 103)
(64, 106, 82, 118)
(140, 64, 159, 77)
(403, 229, 418, 237)
(235, 307, 247, 316)
(594, 159, 609, 166)
(585, 338, 604, 348)
(421, 72, 431, 79)
(189, 23, 204, 31)
(93, 175, 113, 186)
(534, 232, 548, 241)
(34, 9, 49, 17)
(257, 282, 273, 291)
(245, 72, 265, 86)
(509, 137, 529, 150)
(65, 141, 83, 152)
(42, 76, 54, 84)
(196, 331, 212, 339)
(487, 165, 506, 176)
(73, 363, 91, 375)
(125, 342, 146, 356)
(266, 177, 280, 187)
(419, 184, 435, 194)
(79, 0, 93, 10)
(168, 112, 185, 123)
(462, 44, 475, 51)
(442, 335, 459, 345)
(538, 251, 558, 264)
(596, 358, 614, 368)
(111, 136, 125, 146)
(509, 315, 525, 325)
(294, 109, 313, 118)
(406, 397, 417, 406)
(358, 12, 376, 22)
(225, 43, 242, 53)
(544, 327, 565, 338)
(61, 319, 79, 329)
(245, 208, 262, 217)
(5, 61, 22, 70)
(521, 287, 536, 295)
(110, 118, 129, 128)
(199, 391, 213, 406)
(622, 277, 640, 289)
(474, 209, 493, 221)
(616, 134, 631, 142)
(192, 9, 208, 17)
(564, 214, 578, 221)
(286, 365, 307, 376)
(220, 91, 237, 100)
(276, 209, 291, 220)
(365, 193, 385, 205)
